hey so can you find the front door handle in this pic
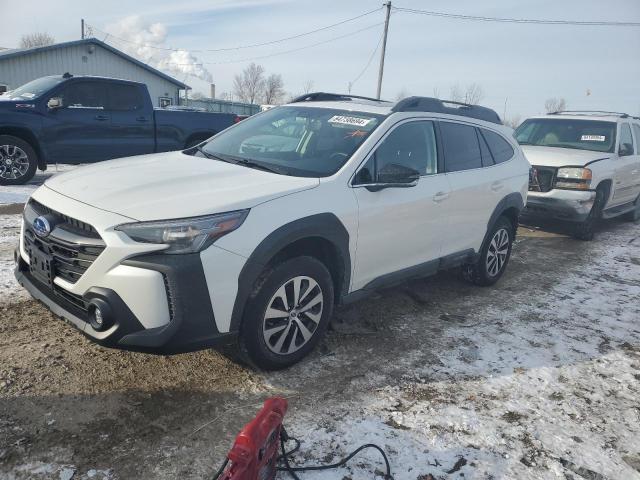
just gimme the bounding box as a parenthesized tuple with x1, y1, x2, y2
(433, 191, 450, 202)
(94, 114, 109, 121)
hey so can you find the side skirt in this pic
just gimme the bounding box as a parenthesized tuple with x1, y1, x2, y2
(341, 248, 477, 305)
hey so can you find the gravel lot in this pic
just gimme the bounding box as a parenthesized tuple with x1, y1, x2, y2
(0, 182, 639, 479)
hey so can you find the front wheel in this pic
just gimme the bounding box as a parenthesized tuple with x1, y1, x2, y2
(573, 187, 606, 241)
(0, 135, 38, 186)
(463, 216, 514, 286)
(239, 256, 334, 370)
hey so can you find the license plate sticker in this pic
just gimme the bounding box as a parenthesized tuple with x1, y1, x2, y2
(581, 135, 606, 142)
(328, 115, 373, 127)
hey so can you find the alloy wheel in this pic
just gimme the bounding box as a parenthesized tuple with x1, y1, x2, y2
(262, 275, 324, 355)
(0, 145, 30, 180)
(486, 228, 510, 277)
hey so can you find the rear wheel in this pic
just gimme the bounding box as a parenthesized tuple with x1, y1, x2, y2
(0, 135, 38, 186)
(239, 256, 334, 370)
(463, 216, 514, 286)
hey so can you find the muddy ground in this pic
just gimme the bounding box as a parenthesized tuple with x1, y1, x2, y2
(1, 212, 639, 480)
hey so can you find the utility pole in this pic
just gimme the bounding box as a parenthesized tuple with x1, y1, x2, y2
(81, 19, 85, 40)
(376, 1, 391, 99)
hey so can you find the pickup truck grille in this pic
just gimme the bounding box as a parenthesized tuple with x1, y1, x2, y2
(24, 200, 105, 284)
(529, 166, 556, 193)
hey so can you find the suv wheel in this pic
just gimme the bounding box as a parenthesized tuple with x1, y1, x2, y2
(623, 194, 640, 222)
(0, 135, 38, 186)
(573, 186, 606, 241)
(239, 256, 334, 370)
(464, 216, 514, 286)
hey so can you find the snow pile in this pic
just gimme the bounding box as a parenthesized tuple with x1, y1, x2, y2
(0, 215, 28, 303)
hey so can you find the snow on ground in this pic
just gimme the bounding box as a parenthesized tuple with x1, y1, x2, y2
(279, 225, 640, 480)
(0, 164, 79, 205)
(0, 215, 27, 302)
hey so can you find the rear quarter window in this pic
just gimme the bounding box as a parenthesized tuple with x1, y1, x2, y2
(480, 129, 514, 164)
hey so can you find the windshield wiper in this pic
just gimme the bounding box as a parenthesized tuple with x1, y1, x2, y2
(193, 145, 235, 163)
(232, 158, 285, 174)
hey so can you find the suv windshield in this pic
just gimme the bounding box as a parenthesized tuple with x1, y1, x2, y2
(515, 118, 616, 153)
(0, 76, 65, 101)
(198, 106, 385, 177)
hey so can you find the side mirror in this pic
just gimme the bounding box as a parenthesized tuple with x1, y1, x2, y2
(619, 143, 634, 157)
(365, 163, 420, 191)
(47, 97, 63, 110)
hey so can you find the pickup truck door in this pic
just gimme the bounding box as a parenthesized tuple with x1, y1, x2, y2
(612, 123, 638, 206)
(106, 83, 155, 158)
(351, 120, 450, 291)
(42, 80, 114, 164)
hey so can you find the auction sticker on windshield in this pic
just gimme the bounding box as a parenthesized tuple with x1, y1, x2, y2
(581, 135, 606, 142)
(328, 115, 373, 127)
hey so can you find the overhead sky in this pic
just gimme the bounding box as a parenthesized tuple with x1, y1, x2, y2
(0, 0, 639, 120)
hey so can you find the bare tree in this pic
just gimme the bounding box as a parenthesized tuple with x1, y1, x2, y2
(395, 88, 410, 101)
(432, 87, 441, 99)
(263, 74, 285, 105)
(302, 80, 314, 94)
(449, 83, 484, 104)
(20, 32, 55, 49)
(233, 63, 266, 104)
(504, 115, 521, 129)
(544, 97, 567, 113)
(189, 91, 206, 100)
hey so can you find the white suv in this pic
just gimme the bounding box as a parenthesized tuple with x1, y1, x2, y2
(14, 94, 529, 369)
(516, 111, 640, 239)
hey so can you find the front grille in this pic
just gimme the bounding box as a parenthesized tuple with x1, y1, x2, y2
(24, 200, 105, 284)
(529, 166, 556, 193)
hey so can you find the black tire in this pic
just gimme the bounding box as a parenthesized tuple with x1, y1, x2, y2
(573, 186, 606, 241)
(239, 256, 334, 370)
(463, 216, 514, 287)
(0, 135, 38, 186)
(622, 194, 640, 222)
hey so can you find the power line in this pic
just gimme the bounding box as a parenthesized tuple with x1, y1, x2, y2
(84, 7, 382, 54)
(393, 6, 640, 27)
(106, 22, 384, 66)
(349, 26, 385, 90)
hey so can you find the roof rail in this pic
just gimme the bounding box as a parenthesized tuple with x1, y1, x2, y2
(549, 110, 629, 118)
(392, 97, 502, 124)
(290, 92, 390, 104)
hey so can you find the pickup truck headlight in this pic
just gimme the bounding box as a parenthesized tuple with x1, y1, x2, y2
(115, 210, 249, 254)
(554, 167, 592, 190)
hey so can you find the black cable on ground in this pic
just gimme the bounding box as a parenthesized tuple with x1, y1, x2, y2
(278, 435, 393, 480)
(211, 457, 228, 480)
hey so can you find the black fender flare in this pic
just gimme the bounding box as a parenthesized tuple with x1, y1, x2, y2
(486, 192, 524, 237)
(229, 213, 351, 332)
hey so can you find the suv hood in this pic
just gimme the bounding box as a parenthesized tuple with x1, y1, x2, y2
(44, 151, 319, 221)
(521, 146, 611, 168)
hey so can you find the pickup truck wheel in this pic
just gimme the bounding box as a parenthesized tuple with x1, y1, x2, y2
(463, 216, 513, 287)
(573, 187, 606, 240)
(239, 256, 334, 370)
(622, 194, 640, 222)
(0, 135, 38, 186)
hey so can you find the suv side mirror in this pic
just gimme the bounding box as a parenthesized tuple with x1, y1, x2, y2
(47, 97, 63, 110)
(619, 143, 634, 157)
(365, 163, 420, 191)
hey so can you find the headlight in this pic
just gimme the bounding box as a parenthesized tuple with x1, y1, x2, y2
(115, 210, 249, 254)
(554, 167, 592, 190)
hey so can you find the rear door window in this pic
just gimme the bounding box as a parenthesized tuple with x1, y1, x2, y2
(108, 83, 144, 111)
(480, 129, 515, 164)
(620, 123, 635, 155)
(440, 122, 482, 172)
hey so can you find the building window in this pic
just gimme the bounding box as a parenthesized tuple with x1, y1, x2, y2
(159, 96, 173, 108)
(0, 85, 7, 94)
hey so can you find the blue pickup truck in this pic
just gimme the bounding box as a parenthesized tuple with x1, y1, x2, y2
(0, 74, 242, 185)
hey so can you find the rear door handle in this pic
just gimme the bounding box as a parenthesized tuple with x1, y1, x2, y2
(94, 114, 109, 121)
(433, 191, 450, 202)
(136, 116, 149, 122)
(491, 181, 504, 192)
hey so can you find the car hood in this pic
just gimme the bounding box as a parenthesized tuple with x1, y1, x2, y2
(521, 146, 611, 168)
(44, 151, 319, 221)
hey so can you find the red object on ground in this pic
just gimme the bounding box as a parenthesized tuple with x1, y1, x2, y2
(219, 397, 288, 480)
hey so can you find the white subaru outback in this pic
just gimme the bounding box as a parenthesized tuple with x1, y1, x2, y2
(517, 111, 640, 239)
(15, 93, 529, 369)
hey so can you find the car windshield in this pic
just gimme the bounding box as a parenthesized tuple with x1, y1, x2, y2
(0, 76, 65, 101)
(198, 106, 385, 177)
(515, 118, 616, 153)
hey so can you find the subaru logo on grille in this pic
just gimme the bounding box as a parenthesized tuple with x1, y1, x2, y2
(33, 216, 51, 237)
